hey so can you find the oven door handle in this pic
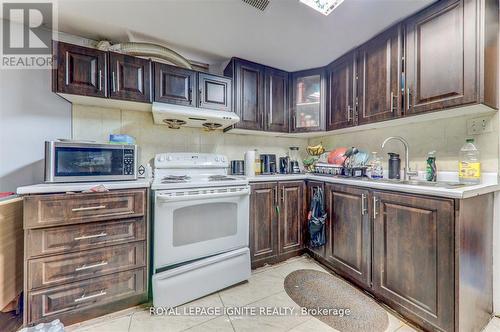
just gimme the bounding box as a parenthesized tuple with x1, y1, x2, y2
(157, 189, 250, 203)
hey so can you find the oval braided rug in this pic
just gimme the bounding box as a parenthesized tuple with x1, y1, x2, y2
(284, 269, 389, 332)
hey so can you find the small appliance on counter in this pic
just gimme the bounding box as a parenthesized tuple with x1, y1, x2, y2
(288, 147, 301, 174)
(260, 154, 277, 174)
(44, 140, 137, 183)
(279, 156, 290, 174)
(230, 160, 245, 175)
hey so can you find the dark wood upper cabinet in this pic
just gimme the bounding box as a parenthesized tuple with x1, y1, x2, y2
(405, 0, 477, 114)
(357, 25, 402, 124)
(198, 73, 232, 111)
(372, 191, 454, 332)
(109, 53, 151, 103)
(291, 68, 326, 132)
(325, 184, 371, 289)
(278, 181, 305, 256)
(53, 41, 107, 98)
(225, 58, 265, 130)
(264, 68, 289, 132)
(249, 182, 278, 268)
(327, 53, 356, 130)
(154, 62, 196, 106)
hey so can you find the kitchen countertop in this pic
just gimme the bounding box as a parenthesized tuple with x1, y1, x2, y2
(248, 173, 500, 199)
(15, 174, 500, 199)
(16, 178, 151, 195)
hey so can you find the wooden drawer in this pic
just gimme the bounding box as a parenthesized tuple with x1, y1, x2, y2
(26, 218, 145, 258)
(28, 242, 146, 290)
(28, 268, 145, 324)
(24, 189, 146, 229)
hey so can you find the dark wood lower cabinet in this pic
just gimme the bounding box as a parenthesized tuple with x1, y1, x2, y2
(303, 182, 493, 332)
(23, 189, 149, 327)
(249, 181, 305, 268)
(325, 184, 371, 289)
(372, 191, 454, 331)
(249, 182, 279, 267)
(278, 181, 305, 257)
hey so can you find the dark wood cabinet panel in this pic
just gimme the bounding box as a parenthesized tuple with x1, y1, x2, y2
(225, 59, 265, 130)
(265, 68, 289, 132)
(198, 73, 232, 111)
(28, 268, 146, 325)
(325, 184, 371, 288)
(26, 218, 146, 258)
(357, 25, 402, 124)
(327, 53, 356, 130)
(24, 189, 145, 229)
(278, 181, 305, 256)
(54, 42, 107, 98)
(249, 182, 278, 267)
(154, 62, 196, 106)
(405, 0, 477, 114)
(28, 242, 146, 290)
(109, 53, 151, 103)
(372, 191, 454, 332)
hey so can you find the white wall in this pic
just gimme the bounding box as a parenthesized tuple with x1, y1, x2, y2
(0, 68, 71, 192)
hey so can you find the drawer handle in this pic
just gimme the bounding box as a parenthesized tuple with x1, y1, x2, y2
(75, 261, 108, 272)
(74, 290, 107, 303)
(74, 232, 107, 241)
(72, 205, 106, 212)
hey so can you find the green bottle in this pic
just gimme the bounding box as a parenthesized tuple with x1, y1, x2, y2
(426, 151, 437, 182)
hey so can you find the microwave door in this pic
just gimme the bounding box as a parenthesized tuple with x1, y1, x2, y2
(45, 142, 137, 182)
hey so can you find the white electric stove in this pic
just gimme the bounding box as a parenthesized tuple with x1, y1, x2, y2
(151, 153, 251, 308)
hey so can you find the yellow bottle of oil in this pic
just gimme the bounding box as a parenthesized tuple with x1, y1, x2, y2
(254, 149, 261, 175)
(459, 138, 481, 185)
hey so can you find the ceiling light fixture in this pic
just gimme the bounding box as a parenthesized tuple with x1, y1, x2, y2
(299, 0, 345, 16)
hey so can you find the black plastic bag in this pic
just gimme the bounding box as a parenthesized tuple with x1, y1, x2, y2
(308, 187, 327, 248)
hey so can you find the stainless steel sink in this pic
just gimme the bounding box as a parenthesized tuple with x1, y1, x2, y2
(365, 178, 466, 189)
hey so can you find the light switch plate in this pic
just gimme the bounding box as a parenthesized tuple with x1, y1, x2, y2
(467, 116, 493, 135)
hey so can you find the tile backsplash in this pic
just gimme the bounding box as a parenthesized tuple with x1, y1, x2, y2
(309, 112, 500, 173)
(73, 104, 499, 174)
(72, 105, 308, 168)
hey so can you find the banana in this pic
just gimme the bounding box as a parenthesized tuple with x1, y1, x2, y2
(307, 143, 325, 156)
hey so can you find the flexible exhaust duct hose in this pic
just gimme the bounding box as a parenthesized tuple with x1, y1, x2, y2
(108, 42, 192, 69)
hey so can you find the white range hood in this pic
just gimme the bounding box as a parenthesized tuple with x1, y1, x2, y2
(152, 102, 240, 130)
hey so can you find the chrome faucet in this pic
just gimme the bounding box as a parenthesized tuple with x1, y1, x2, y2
(381, 136, 418, 181)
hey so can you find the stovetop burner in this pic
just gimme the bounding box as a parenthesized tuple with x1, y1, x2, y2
(208, 175, 237, 182)
(161, 175, 191, 183)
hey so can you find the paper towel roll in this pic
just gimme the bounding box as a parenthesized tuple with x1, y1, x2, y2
(244, 150, 255, 177)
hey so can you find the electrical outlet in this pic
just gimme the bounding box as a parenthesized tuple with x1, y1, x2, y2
(467, 116, 493, 135)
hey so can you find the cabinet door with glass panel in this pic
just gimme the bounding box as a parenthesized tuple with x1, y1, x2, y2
(291, 68, 326, 132)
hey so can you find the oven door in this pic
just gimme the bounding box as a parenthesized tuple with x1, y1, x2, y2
(153, 185, 250, 270)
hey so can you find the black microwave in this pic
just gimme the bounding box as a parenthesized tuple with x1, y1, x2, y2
(44, 141, 137, 183)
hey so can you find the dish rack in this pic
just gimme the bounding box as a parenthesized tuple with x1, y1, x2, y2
(313, 163, 367, 177)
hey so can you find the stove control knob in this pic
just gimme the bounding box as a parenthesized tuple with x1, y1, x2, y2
(166, 156, 173, 161)
(215, 157, 220, 162)
(158, 155, 165, 162)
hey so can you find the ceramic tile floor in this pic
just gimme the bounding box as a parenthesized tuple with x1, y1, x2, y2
(66, 255, 500, 332)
